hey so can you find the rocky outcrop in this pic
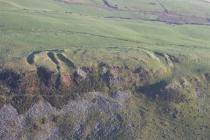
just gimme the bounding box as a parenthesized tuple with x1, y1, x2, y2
(0, 69, 21, 92)
(2, 50, 210, 139)
(0, 92, 131, 140)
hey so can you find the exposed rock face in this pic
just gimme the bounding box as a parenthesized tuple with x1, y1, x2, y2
(0, 92, 131, 140)
(0, 104, 22, 140)
(0, 69, 21, 91)
(0, 61, 167, 96)
(6, 49, 172, 96)
(74, 68, 87, 83)
(37, 66, 53, 87)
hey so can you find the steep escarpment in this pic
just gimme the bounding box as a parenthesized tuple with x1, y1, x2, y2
(0, 49, 210, 139)
(1, 49, 172, 96)
(1, 74, 210, 140)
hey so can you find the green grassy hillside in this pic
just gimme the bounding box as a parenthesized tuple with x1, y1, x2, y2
(0, 0, 210, 140)
(1, 0, 210, 68)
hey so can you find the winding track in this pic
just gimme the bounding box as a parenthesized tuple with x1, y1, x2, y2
(102, 0, 118, 9)
(0, 0, 23, 8)
(156, 0, 168, 13)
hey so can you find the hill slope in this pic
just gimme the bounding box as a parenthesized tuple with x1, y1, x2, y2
(0, 0, 210, 139)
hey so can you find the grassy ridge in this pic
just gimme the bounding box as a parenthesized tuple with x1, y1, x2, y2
(0, 0, 210, 79)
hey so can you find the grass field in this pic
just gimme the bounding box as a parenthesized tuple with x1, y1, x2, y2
(1, 0, 210, 60)
(1, 0, 210, 139)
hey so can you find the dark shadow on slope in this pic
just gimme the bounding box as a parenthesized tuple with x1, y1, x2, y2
(0, 69, 21, 90)
(47, 52, 59, 65)
(138, 80, 167, 99)
(154, 52, 179, 63)
(55, 74, 61, 89)
(37, 67, 52, 86)
(11, 95, 39, 114)
(56, 53, 75, 69)
(102, 0, 118, 9)
(27, 51, 41, 65)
